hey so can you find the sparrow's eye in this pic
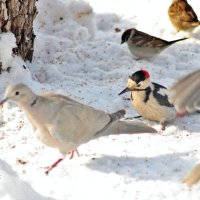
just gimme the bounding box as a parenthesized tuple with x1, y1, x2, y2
(15, 91, 20, 95)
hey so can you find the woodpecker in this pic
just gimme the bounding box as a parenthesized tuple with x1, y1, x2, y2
(119, 70, 177, 129)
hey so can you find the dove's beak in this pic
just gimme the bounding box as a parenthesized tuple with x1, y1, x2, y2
(0, 98, 8, 105)
(118, 87, 130, 95)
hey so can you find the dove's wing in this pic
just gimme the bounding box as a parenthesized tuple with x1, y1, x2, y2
(170, 70, 200, 112)
(40, 93, 115, 145)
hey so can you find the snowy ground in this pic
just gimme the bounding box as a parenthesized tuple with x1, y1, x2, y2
(0, 0, 200, 199)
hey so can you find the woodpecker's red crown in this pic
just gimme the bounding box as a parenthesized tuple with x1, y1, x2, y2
(140, 69, 150, 79)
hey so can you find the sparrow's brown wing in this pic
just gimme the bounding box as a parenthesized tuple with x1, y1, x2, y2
(131, 30, 168, 48)
(170, 1, 199, 22)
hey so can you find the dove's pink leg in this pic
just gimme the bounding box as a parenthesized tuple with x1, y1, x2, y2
(45, 158, 64, 175)
(45, 149, 79, 175)
(68, 149, 80, 159)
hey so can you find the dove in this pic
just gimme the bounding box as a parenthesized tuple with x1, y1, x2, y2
(169, 69, 200, 113)
(0, 83, 157, 174)
(168, 0, 200, 32)
(169, 70, 200, 187)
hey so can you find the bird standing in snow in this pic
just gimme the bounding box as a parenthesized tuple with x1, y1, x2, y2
(121, 28, 188, 59)
(168, 0, 200, 32)
(0, 83, 157, 174)
(169, 69, 200, 187)
(119, 70, 177, 130)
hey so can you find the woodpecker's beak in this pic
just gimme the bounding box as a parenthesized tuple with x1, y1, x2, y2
(0, 98, 8, 105)
(118, 87, 130, 95)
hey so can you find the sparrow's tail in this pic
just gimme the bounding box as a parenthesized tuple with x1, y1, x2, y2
(168, 37, 188, 45)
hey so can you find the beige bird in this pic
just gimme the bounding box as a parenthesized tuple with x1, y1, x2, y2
(169, 69, 200, 113)
(169, 69, 200, 187)
(168, 0, 200, 32)
(0, 83, 157, 174)
(119, 70, 177, 130)
(121, 28, 187, 59)
(183, 163, 200, 187)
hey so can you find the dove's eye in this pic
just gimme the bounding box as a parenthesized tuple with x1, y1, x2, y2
(15, 91, 19, 95)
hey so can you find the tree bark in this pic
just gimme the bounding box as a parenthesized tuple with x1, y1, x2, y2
(0, 0, 37, 62)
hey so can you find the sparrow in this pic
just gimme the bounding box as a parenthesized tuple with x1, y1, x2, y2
(121, 28, 188, 59)
(169, 69, 200, 113)
(168, 0, 200, 32)
(0, 83, 157, 174)
(119, 70, 177, 130)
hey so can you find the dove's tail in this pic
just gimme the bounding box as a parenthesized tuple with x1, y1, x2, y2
(96, 120, 156, 138)
(112, 120, 157, 134)
(94, 109, 157, 138)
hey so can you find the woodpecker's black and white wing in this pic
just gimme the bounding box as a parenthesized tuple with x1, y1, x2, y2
(169, 70, 200, 112)
(152, 82, 174, 108)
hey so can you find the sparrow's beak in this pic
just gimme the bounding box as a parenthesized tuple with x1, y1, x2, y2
(118, 87, 130, 95)
(0, 98, 8, 105)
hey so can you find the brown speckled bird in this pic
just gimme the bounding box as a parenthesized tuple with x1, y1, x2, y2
(168, 0, 200, 31)
(119, 70, 177, 130)
(121, 28, 187, 59)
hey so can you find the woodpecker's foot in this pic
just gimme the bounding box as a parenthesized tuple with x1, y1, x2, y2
(45, 158, 64, 175)
(161, 125, 165, 131)
(122, 97, 131, 101)
(133, 115, 142, 119)
(68, 149, 79, 159)
(161, 122, 167, 131)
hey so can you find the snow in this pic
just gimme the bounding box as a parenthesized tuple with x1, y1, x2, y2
(0, 0, 200, 199)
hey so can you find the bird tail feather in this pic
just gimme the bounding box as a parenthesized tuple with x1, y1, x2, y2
(169, 37, 188, 44)
(98, 120, 157, 137)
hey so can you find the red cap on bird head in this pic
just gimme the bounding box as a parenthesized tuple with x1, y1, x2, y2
(140, 69, 150, 79)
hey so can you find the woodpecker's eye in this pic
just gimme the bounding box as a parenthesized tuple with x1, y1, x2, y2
(15, 91, 19, 95)
(137, 83, 141, 87)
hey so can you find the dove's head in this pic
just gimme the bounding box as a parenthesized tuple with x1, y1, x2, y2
(0, 83, 36, 106)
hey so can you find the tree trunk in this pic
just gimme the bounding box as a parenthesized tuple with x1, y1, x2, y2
(0, 0, 37, 62)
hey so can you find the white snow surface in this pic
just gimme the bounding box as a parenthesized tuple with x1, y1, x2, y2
(0, 0, 200, 199)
